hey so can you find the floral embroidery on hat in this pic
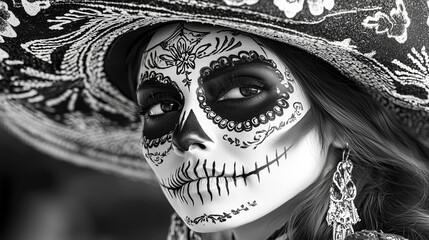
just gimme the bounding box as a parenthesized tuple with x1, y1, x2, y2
(14, 6, 139, 120)
(273, 0, 335, 18)
(0, 0, 427, 183)
(362, 0, 410, 44)
(22, 0, 51, 16)
(223, 0, 258, 6)
(391, 46, 429, 103)
(0, 1, 19, 43)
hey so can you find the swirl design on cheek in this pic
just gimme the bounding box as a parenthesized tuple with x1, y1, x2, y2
(222, 102, 304, 149)
(142, 131, 173, 166)
(196, 50, 294, 132)
(143, 131, 173, 149)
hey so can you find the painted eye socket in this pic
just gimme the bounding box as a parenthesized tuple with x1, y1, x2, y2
(199, 62, 290, 124)
(136, 72, 184, 139)
(139, 94, 184, 139)
(148, 101, 182, 116)
(218, 87, 262, 101)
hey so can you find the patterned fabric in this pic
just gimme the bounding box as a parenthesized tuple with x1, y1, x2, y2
(0, 0, 428, 179)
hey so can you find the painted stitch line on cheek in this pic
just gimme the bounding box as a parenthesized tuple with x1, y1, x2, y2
(184, 161, 194, 205)
(203, 159, 213, 201)
(225, 169, 230, 195)
(193, 159, 204, 204)
(217, 163, 226, 197)
(233, 162, 237, 187)
(255, 162, 260, 182)
(159, 146, 290, 205)
(194, 159, 200, 178)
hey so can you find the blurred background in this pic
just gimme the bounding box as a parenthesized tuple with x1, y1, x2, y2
(0, 128, 173, 240)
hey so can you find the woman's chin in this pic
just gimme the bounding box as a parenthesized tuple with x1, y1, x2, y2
(182, 208, 261, 233)
(187, 221, 238, 233)
(175, 201, 262, 233)
(168, 192, 287, 234)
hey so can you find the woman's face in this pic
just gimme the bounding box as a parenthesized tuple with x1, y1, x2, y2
(137, 23, 330, 232)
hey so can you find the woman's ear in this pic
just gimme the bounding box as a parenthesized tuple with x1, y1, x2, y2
(331, 136, 346, 149)
(323, 119, 347, 149)
(322, 143, 341, 178)
(321, 131, 346, 177)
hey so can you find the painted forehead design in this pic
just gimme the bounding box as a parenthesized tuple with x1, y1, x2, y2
(138, 23, 269, 90)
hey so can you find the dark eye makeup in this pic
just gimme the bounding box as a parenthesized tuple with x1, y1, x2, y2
(200, 63, 285, 122)
(137, 58, 290, 136)
(137, 80, 183, 116)
(137, 80, 184, 139)
(138, 93, 182, 117)
(210, 75, 268, 102)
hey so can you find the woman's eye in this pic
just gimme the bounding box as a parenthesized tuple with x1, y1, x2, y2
(148, 101, 182, 116)
(218, 87, 262, 101)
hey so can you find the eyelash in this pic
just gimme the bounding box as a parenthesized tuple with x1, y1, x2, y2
(137, 94, 181, 117)
(136, 75, 268, 117)
(216, 76, 267, 101)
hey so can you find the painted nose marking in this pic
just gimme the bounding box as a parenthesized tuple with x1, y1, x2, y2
(172, 110, 213, 151)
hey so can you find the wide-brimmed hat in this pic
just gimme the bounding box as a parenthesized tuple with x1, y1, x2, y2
(0, 0, 428, 181)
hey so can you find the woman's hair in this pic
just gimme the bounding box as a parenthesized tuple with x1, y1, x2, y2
(261, 38, 429, 240)
(128, 23, 429, 239)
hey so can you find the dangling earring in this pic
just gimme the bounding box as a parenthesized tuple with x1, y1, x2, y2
(326, 144, 360, 240)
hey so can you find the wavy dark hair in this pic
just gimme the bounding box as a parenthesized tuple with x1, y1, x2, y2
(261, 39, 429, 240)
(126, 23, 429, 239)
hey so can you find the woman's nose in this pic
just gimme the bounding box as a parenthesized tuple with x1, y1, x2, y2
(172, 110, 213, 152)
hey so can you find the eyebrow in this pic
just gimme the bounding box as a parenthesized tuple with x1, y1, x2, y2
(200, 61, 281, 85)
(136, 78, 183, 97)
(137, 80, 171, 92)
(198, 50, 277, 80)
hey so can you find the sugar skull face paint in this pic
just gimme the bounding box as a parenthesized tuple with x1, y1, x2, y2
(137, 23, 330, 233)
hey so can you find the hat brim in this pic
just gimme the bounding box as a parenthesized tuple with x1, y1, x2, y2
(1, 1, 428, 180)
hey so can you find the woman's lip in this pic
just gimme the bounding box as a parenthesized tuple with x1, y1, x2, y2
(159, 146, 289, 205)
(161, 177, 222, 206)
(161, 159, 228, 188)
